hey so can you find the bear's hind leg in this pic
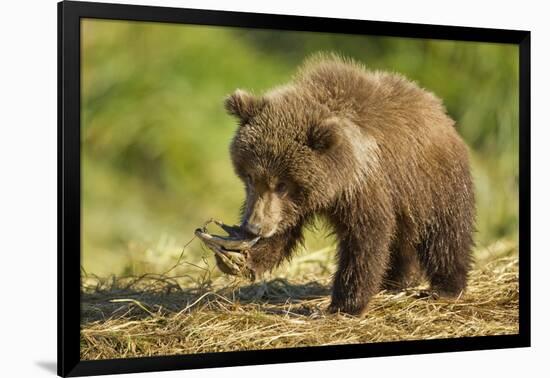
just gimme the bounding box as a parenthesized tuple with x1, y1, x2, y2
(382, 241, 420, 292)
(417, 224, 473, 298)
(381, 217, 422, 292)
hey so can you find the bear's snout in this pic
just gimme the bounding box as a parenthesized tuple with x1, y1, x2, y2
(243, 191, 282, 238)
(243, 220, 263, 236)
(242, 211, 278, 238)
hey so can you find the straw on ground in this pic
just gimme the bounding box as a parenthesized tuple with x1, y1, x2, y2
(80, 240, 518, 360)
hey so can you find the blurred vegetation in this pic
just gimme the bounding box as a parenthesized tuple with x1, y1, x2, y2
(81, 19, 519, 276)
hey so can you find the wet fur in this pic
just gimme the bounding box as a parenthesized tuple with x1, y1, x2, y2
(225, 54, 475, 315)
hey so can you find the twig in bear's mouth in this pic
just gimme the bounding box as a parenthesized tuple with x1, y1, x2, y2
(194, 219, 262, 277)
(194, 228, 260, 251)
(194, 219, 260, 252)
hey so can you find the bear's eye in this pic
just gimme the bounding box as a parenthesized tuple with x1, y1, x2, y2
(275, 182, 288, 194)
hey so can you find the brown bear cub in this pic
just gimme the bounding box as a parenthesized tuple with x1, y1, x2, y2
(222, 54, 475, 316)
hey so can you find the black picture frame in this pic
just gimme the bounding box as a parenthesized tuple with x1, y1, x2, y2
(58, 1, 531, 376)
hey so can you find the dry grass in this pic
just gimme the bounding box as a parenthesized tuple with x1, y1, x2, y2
(80, 240, 519, 360)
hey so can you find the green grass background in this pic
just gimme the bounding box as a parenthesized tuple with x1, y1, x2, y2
(81, 19, 519, 276)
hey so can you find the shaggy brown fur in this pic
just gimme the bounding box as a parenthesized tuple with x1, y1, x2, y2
(224, 54, 475, 316)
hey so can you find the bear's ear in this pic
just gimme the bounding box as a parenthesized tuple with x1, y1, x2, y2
(307, 118, 342, 153)
(224, 89, 265, 123)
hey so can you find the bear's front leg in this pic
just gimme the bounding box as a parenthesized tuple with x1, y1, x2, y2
(329, 230, 393, 316)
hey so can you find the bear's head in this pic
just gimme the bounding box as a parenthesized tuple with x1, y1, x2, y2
(225, 88, 357, 238)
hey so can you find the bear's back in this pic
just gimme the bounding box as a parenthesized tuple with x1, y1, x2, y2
(295, 54, 454, 138)
(295, 55, 471, 225)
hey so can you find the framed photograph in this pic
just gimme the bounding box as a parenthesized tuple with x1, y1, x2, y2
(58, 0, 530, 376)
